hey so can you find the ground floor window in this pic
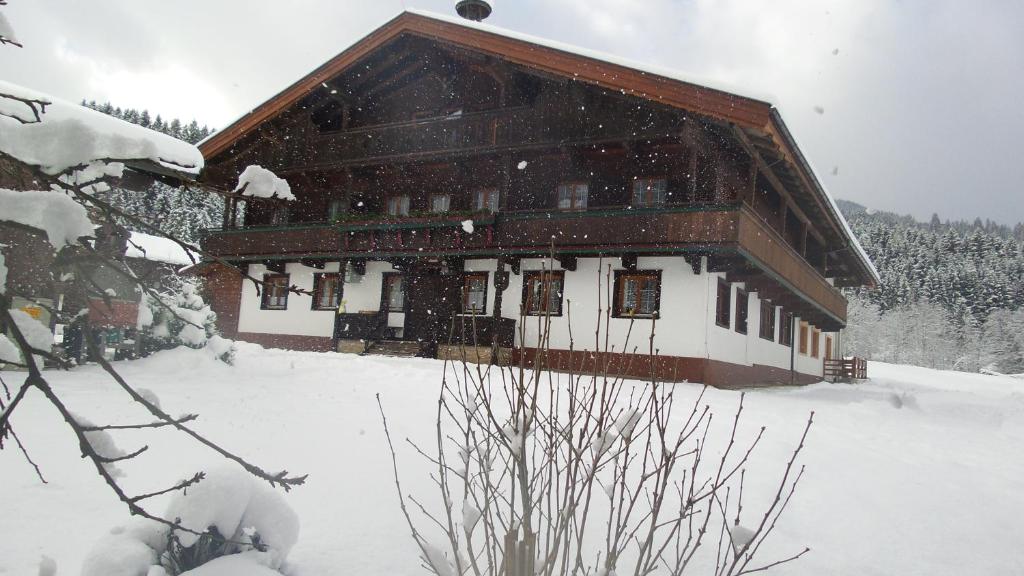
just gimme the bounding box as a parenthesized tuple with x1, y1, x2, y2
(716, 278, 731, 328)
(799, 322, 809, 355)
(811, 328, 821, 358)
(463, 272, 488, 313)
(735, 288, 749, 334)
(382, 273, 405, 312)
(759, 300, 775, 341)
(523, 270, 564, 316)
(261, 274, 289, 310)
(312, 273, 340, 310)
(780, 311, 793, 346)
(614, 270, 661, 318)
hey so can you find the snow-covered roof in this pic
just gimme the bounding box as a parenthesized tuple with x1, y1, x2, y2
(0, 80, 203, 178)
(125, 231, 196, 266)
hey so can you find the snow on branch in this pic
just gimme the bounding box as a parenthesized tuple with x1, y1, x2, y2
(0, 10, 20, 48)
(234, 165, 295, 201)
(0, 80, 203, 177)
(0, 188, 94, 249)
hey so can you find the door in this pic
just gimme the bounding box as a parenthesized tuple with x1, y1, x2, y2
(381, 273, 406, 338)
(404, 270, 460, 345)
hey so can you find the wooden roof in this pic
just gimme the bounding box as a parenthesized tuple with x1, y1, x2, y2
(198, 10, 878, 287)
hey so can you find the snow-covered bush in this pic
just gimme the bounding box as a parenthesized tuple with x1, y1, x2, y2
(140, 275, 234, 363)
(82, 466, 300, 576)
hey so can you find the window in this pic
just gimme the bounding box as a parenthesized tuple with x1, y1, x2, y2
(632, 177, 667, 207)
(780, 311, 793, 347)
(523, 270, 564, 316)
(716, 278, 731, 328)
(556, 182, 588, 210)
(811, 329, 821, 358)
(614, 271, 661, 318)
(382, 273, 405, 312)
(734, 289, 748, 334)
(759, 300, 776, 341)
(270, 205, 289, 226)
(798, 322, 809, 355)
(312, 273, 340, 310)
(387, 195, 410, 217)
(261, 274, 289, 310)
(825, 335, 833, 360)
(327, 198, 347, 221)
(474, 188, 500, 212)
(462, 273, 488, 313)
(429, 194, 451, 214)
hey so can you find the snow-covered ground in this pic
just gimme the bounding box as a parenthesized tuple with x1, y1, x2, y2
(1, 345, 1022, 575)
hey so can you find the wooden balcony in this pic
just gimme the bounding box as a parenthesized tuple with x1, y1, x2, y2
(201, 205, 847, 326)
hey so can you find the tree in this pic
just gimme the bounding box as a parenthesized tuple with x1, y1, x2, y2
(0, 80, 307, 572)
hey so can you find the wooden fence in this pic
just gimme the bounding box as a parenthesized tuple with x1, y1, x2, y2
(824, 357, 868, 381)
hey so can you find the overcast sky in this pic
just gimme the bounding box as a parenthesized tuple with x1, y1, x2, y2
(3, 0, 1022, 224)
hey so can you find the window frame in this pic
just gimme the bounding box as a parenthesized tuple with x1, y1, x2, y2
(311, 272, 341, 311)
(381, 272, 406, 312)
(462, 272, 489, 314)
(779, 311, 794, 347)
(429, 193, 451, 214)
(260, 273, 290, 311)
(556, 181, 588, 211)
(631, 176, 668, 208)
(716, 278, 731, 329)
(811, 328, 821, 358)
(522, 270, 565, 316)
(759, 299, 776, 341)
(474, 188, 500, 213)
(734, 288, 749, 334)
(386, 194, 411, 217)
(798, 322, 809, 355)
(327, 198, 347, 222)
(612, 270, 662, 319)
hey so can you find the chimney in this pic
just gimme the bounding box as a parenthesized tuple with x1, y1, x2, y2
(456, 0, 492, 22)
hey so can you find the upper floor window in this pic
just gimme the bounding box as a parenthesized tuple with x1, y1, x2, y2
(261, 274, 289, 310)
(327, 198, 347, 222)
(463, 272, 488, 313)
(614, 271, 661, 318)
(474, 188, 500, 213)
(312, 273, 340, 310)
(759, 300, 776, 341)
(557, 182, 588, 211)
(735, 288, 749, 334)
(632, 177, 667, 208)
(716, 278, 731, 328)
(387, 195, 410, 217)
(523, 270, 564, 316)
(270, 205, 289, 226)
(430, 194, 451, 214)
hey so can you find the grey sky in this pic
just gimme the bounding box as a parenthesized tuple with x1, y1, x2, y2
(3, 0, 1022, 224)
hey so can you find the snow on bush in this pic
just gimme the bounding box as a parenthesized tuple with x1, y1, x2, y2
(82, 466, 300, 576)
(142, 276, 234, 362)
(0, 188, 94, 249)
(233, 165, 294, 201)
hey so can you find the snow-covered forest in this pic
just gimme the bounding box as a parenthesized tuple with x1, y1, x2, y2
(81, 101, 224, 243)
(839, 199, 1024, 373)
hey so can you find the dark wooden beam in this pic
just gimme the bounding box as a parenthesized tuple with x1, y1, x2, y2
(682, 253, 703, 275)
(349, 259, 367, 276)
(300, 258, 326, 269)
(620, 253, 637, 271)
(556, 254, 577, 271)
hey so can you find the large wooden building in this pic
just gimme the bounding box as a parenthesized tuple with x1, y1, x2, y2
(197, 9, 878, 386)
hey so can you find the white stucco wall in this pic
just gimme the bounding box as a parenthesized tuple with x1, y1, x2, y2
(237, 262, 341, 337)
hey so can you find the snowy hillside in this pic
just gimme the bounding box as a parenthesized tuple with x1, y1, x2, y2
(1, 347, 1022, 575)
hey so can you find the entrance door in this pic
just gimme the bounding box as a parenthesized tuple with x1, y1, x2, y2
(381, 273, 406, 339)
(404, 270, 460, 345)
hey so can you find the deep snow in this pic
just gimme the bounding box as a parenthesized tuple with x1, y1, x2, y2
(1, 345, 1022, 575)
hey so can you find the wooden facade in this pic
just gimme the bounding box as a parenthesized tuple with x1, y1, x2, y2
(196, 11, 876, 383)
